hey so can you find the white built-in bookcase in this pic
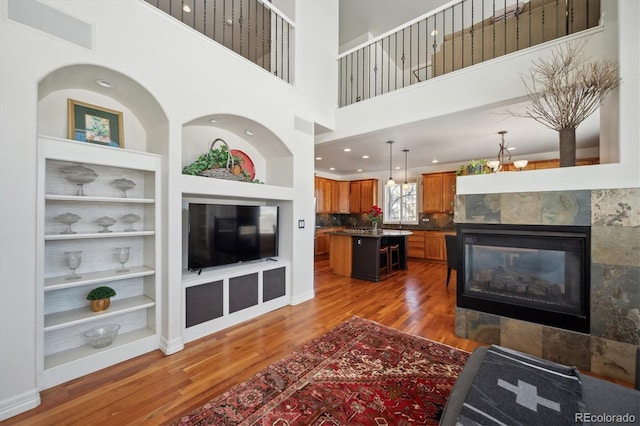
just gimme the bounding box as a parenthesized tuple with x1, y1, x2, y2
(37, 136, 161, 389)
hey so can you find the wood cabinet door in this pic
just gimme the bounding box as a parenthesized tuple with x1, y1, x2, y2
(349, 181, 362, 213)
(315, 177, 332, 213)
(335, 181, 350, 213)
(360, 179, 378, 212)
(425, 233, 446, 261)
(315, 233, 328, 255)
(422, 174, 443, 213)
(407, 232, 425, 258)
(442, 172, 456, 214)
(314, 177, 324, 213)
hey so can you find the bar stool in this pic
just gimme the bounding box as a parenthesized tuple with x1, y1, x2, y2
(379, 245, 390, 277)
(388, 244, 400, 272)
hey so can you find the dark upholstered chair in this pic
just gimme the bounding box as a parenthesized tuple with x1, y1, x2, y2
(445, 234, 458, 287)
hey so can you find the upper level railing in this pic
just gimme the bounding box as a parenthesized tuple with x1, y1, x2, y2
(338, 0, 600, 107)
(145, 0, 294, 84)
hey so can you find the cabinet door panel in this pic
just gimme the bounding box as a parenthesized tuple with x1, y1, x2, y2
(425, 233, 446, 261)
(349, 181, 362, 213)
(422, 174, 443, 212)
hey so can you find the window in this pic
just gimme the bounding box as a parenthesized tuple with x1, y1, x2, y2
(384, 182, 418, 225)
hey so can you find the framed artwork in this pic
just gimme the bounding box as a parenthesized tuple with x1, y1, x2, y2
(67, 99, 124, 148)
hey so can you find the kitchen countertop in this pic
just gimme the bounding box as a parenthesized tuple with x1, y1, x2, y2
(330, 230, 413, 237)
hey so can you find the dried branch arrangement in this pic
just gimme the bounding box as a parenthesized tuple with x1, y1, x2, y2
(511, 42, 621, 131)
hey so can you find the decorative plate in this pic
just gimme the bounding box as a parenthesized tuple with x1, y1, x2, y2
(231, 149, 255, 180)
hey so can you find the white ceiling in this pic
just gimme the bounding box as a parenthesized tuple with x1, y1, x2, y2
(313, 102, 600, 176)
(317, 0, 601, 177)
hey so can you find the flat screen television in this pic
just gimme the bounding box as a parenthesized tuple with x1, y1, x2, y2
(188, 203, 279, 271)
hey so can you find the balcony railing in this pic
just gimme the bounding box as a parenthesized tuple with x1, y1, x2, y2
(145, 0, 294, 84)
(338, 0, 600, 107)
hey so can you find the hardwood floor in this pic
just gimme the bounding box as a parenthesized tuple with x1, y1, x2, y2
(7, 257, 479, 425)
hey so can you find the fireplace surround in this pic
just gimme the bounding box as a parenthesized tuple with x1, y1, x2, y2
(457, 223, 590, 333)
(453, 188, 639, 384)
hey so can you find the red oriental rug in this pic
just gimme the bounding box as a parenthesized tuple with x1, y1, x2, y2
(174, 316, 469, 425)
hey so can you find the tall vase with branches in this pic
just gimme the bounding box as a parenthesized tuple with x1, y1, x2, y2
(510, 42, 620, 167)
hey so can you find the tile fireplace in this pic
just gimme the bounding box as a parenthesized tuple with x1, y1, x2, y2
(457, 223, 590, 333)
(453, 189, 639, 384)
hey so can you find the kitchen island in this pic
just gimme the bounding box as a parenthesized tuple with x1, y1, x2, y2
(329, 230, 413, 282)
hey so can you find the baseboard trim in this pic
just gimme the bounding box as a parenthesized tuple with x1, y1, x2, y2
(0, 389, 41, 421)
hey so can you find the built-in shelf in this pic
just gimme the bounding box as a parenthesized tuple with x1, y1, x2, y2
(38, 136, 161, 390)
(45, 231, 155, 240)
(45, 194, 155, 203)
(180, 174, 294, 201)
(44, 327, 155, 369)
(44, 265, 155, 291)
(44, 295, 155, 332)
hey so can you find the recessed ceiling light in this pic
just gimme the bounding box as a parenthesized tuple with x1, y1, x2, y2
(245, 130, 255, 136)
(95, 79, 113, 88)
(226, 19, 233, 26)
(183, 4, 191, 12)
(357, 169, 363, 172)
(329, 167, 335, 171)
(431, 30, 438, 36)
(432, 159, 439, 163)
(362, 155, 369, 159)
(315, 157, 322, 160)
(395, 166, 401, 170)
(343, 148, 351, 152)
(508, 147, 517, 151)
(209, 118, 220, 123)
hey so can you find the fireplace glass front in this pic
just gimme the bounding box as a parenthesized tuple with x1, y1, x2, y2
(457, 224, 590, 333)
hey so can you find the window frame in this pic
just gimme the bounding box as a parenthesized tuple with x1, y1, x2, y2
(383, 180, 419, 225)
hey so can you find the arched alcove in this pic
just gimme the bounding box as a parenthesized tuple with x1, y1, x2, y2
(37, 64, 168, 154)
(183, 113, 293, 187)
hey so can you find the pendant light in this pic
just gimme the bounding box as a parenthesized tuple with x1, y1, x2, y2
(402, 149, 410, 190)
(386, 140, 396, 186)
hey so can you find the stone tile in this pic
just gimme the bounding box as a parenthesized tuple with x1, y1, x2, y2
(541, 190, 591, 225)
(465, 194, 501, 223)
(591, 263, 640, 345)
(591, 225, 640, 267)
(500, 192, 542, 225)
(541, 327, 591, 371)
(591, 337, 638, 384)
(501, 318, 542, 356)
(454, 195, 466, 223)
(592, 188, 640, 227)
(454, 307, 467, 338)
(465, 310, 501, 344)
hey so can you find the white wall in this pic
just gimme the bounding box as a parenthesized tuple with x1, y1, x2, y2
(0, 0, 335, 419)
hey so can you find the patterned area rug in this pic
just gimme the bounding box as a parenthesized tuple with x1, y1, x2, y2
(174, 316, 469, 425)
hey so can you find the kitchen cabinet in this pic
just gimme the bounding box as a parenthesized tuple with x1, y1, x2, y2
(331, 180, 350, 213)
(407, 231, 426, 258)
(422, 172, 456, 213)
(349, 179, 379, 213)
(315, 233, 329, 255)
(425, 232, 447, 261)
(314, 177, 332, 213)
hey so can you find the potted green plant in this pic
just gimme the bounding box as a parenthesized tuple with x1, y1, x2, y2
(87, 286, 117, 312)
(456, 160, 490, 176)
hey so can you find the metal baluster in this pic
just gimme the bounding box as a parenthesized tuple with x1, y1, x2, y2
(492, 0, 496, 60)
(401, 28, 406, 88)
(461, 1, 464, 68)
(374, 39, 378, 97)
(471, 0, 475, 64)
(503, 0, 507, 56)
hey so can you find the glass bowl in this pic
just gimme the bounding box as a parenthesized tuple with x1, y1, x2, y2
(83, 323, 120, 348)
